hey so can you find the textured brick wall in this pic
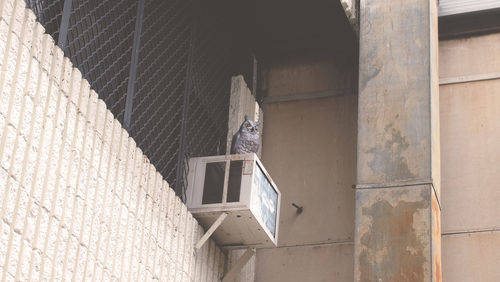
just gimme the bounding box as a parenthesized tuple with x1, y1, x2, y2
(0, 0, 225, 280)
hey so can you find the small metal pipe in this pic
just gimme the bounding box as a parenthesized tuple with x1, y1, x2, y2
(252, 53, 257, 97)
(291, 203, 303, 214)
(175, 5, 197, 198)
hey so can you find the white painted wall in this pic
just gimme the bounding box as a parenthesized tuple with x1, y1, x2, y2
(0, 0, 225, 280)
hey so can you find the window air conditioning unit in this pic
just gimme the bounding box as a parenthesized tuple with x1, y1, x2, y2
(186, 153, 281, 248)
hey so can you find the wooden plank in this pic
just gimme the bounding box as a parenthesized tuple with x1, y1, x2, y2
(195, 212, 228, 250)
(440, 72, 500, 85)
(263, 88, 354, 104)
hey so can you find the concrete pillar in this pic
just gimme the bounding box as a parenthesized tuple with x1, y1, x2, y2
(354, 0, 441, 281)
(225, 75, 262, 282)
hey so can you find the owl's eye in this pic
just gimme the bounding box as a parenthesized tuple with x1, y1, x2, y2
(245, 124, 250, 128)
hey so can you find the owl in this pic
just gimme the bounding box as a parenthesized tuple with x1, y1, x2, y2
(231, 115, 261, 154)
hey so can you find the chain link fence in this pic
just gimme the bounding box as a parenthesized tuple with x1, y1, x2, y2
(25, 0, 254, 198)
(66, 0, 137, 122)
(25, 0, 64, 41)
(131, 0, 192, 190)
(178, 1, 237, 199)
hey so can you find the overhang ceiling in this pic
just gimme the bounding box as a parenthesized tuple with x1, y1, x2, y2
(214, 0, 357, 60)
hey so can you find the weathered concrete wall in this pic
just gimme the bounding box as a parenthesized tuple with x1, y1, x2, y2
(439, 32, 500, 281)
(257, 50, 357, 281)
(0, 0, 225, 280)
(262, 96, 357, 246)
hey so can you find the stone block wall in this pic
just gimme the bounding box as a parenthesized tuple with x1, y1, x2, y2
(0, 0, 225, 280)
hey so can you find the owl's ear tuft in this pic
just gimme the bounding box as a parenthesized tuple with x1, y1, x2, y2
(244, 115, 249, 121)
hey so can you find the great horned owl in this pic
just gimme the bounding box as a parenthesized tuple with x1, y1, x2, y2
(231, 115, 261, 154)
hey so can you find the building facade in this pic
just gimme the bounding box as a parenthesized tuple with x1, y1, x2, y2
(0, 0, 499, 281)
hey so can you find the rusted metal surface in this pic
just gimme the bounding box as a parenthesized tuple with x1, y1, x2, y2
(432, 194, 442, 282)
(355, 186, 432, 282)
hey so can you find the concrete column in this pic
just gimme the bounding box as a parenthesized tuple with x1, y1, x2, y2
(226, 75, 261, 282)
(354, 0, 441, 281)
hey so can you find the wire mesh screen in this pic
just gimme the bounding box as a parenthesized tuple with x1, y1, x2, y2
(25, 0, 64, 41)
(179, 1, 236, 196)
(65, 0, 137, 122)
(24, 0, 248, 198)
(130, 0, 192, 186)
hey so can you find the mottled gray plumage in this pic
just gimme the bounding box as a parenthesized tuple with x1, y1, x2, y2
(231, 115, 261, 154)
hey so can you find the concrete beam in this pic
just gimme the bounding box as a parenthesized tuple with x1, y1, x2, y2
(355, 0, 441, 281)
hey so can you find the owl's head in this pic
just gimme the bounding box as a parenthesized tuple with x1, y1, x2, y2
(240, 115, 260, 134)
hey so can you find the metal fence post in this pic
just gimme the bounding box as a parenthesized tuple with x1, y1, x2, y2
(175, 4, 196, 199)
(124, 0, 145, 130)
(57, 0, 72, 51)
